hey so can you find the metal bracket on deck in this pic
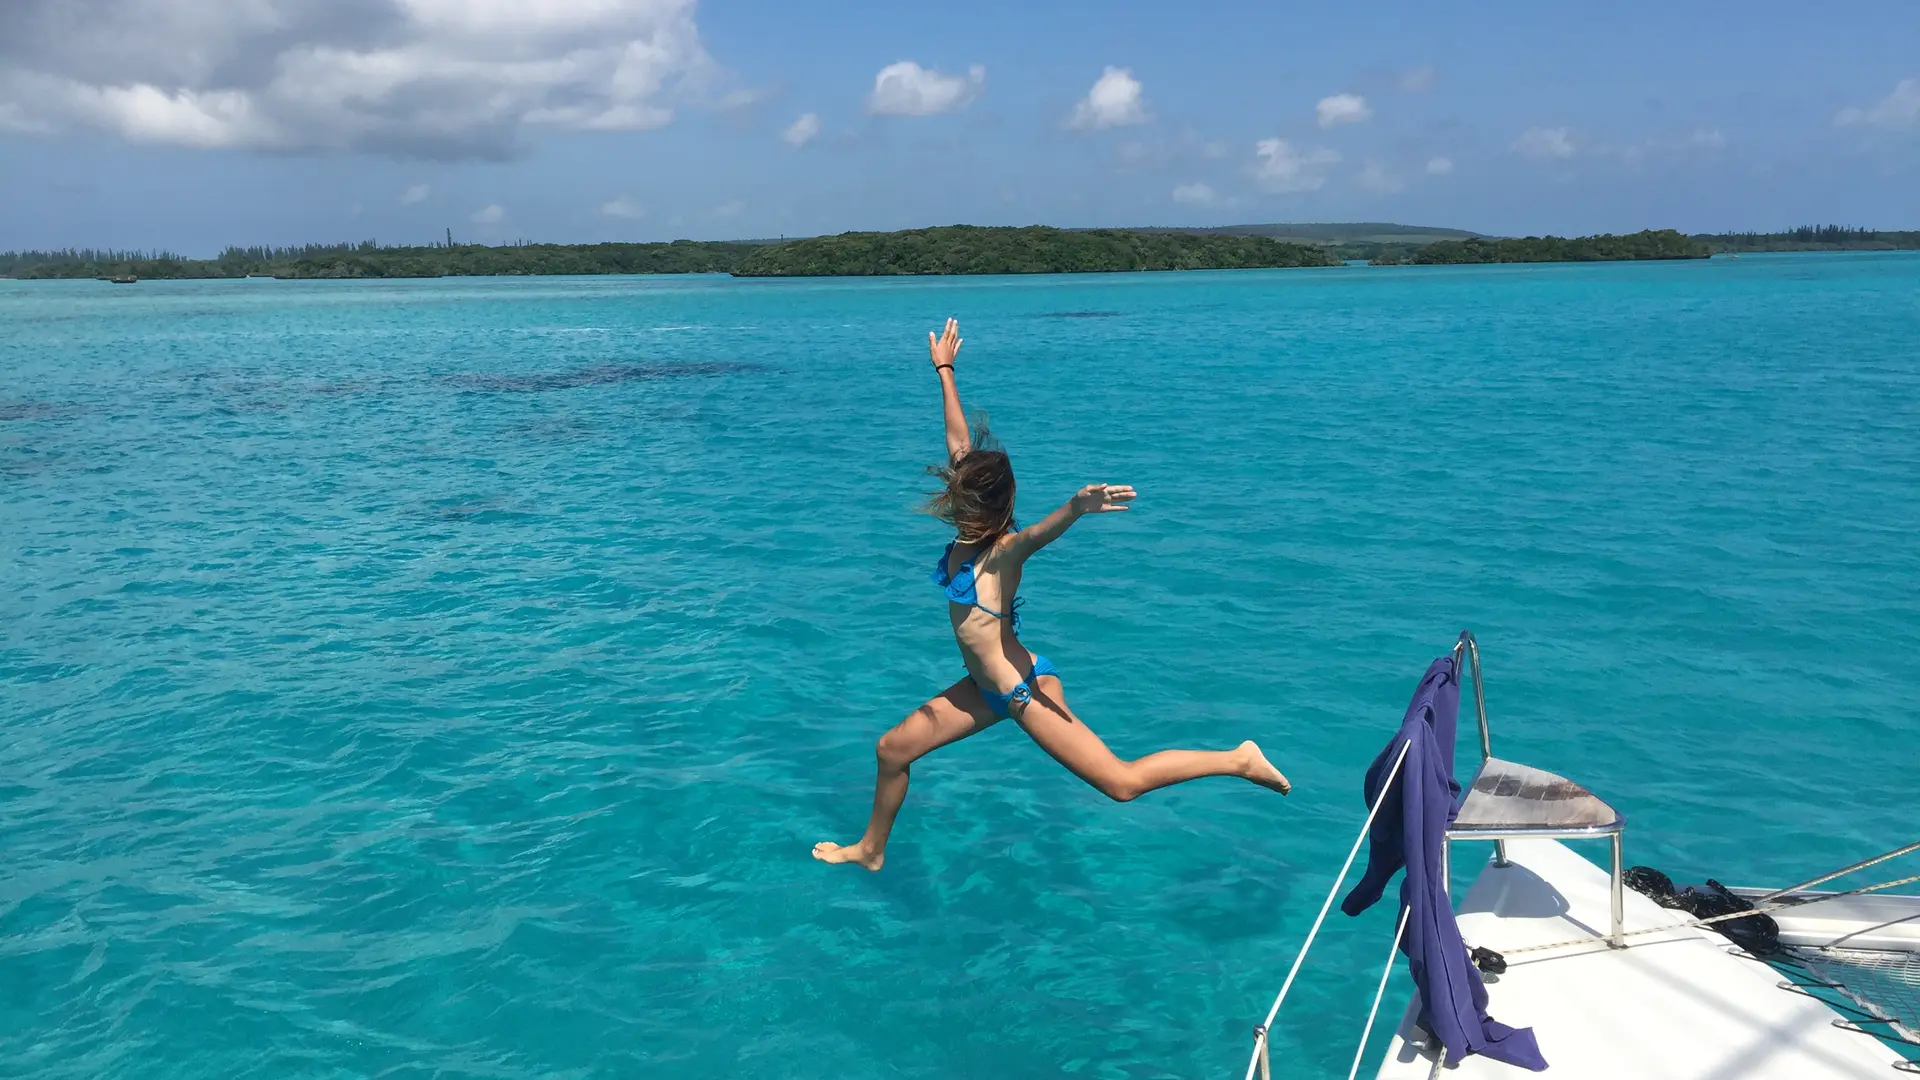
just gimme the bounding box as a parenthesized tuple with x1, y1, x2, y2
(1834, 1018, 1920, 1048)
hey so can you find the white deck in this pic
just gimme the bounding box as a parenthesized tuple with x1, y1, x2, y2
(1374, 839, 1908, 1079)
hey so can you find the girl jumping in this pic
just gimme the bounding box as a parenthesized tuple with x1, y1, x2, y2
(813, 319, 1290, 871)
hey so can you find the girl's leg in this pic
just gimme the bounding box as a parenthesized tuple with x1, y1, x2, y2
(813, 676, 1000, 871)
(1015, 676, 1290, 802)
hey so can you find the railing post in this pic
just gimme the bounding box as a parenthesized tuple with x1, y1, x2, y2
(1609, 832, 1625, 948)
(1456, 632, 1504, 866)
(1253, 1025, 1272, 1080)
(1456, 631, 1491, 763)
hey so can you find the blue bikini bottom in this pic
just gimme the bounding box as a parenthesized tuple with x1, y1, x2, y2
(976, 654, 1059, 720)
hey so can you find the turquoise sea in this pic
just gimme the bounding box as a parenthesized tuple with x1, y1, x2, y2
(3, 254, 1916, 1079)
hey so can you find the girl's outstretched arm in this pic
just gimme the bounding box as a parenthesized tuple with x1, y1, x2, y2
(929, 318, 968, 460)
(1005, 484, 1136, 563)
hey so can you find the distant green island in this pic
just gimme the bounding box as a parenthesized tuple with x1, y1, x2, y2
(0, 240, 757, 281)
(1693, 225, 1920, 253)
(729, 226, 1331, 276)
(3, 223, 1914, 281)
(1399, 229, 1705, 264)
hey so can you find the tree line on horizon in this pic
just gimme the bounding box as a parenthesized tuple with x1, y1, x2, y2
(3, 225, 1914, 280)
(1394, 229, 1706, 264)
(728, 226, 1335, 276)
(0, 239, 760, 280)
(1691, 225, 1920, 253)
(0, 229, 1335, 279)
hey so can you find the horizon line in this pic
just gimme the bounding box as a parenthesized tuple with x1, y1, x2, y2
(6, 222, 1917, 264)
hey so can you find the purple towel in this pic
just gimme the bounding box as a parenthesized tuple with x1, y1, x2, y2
(1341, 656, 1547, 1072)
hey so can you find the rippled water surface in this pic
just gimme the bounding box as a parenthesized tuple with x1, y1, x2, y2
(3, 257, 1917, 1079)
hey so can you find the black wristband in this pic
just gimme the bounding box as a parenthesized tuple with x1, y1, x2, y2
(934, 363, 954, 372)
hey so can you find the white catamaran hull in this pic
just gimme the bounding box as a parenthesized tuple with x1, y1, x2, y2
(1374, 838, 1909, 1079)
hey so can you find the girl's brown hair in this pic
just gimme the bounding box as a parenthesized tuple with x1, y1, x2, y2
(925, 416, 1016, 543)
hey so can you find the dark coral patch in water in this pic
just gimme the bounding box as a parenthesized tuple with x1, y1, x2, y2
(446, 361, 762, 394)
(0, 401, 66, 421)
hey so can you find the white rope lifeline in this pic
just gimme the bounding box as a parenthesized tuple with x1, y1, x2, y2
(1346, 905, 1413, 1080)
(1497, 869, 1920, 958)
(1754, 839, 1920, 905)
(1246, 738, 1412, 1080)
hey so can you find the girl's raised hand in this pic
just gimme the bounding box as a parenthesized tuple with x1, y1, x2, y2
(1072, 483, 1137, 515)
(929, 317, 962, 370)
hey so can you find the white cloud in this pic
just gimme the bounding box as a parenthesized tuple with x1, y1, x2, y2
(712, 200, 744, 218)
(781, 111, 821, 147)
(715, 87, 768, 111)
(0, 0, 709, 159)
(1172, 182, 1218, 206)
(1425, 156, 1454, 175)
(1356, 162, 1402, 194)
(25, 81, 267, 148)
(600, 196, 644, 219)
(1316, 93, 1371, 128)
(1202, 140, 1229, 160)
(1253, 138, 1340, 193)
(400, 183, 431, 205)
(0, 101, 49, 133)
(471, 204, 505, 225)
(866, 61, 985, 117)
(1399, 67, 1435, 93)
(1512, 126, 1576, 160)
(1599, 129, 1729, 166)
(1611, 140, 1649, 166)
(1067, 66, 1148, 130)
(1835, 79, 1920, 130)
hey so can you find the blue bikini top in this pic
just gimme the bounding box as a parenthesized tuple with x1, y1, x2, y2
(932, 538, 1023, 630)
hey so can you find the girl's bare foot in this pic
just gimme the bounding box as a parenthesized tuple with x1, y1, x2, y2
(812, 840, 885, 871)
(1238, 741, 1292, 795)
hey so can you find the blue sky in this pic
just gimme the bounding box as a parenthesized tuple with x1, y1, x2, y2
(1, 0, 1916, 254)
